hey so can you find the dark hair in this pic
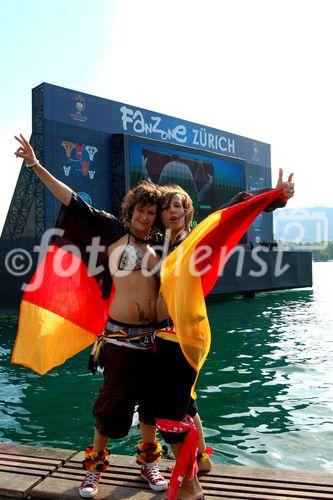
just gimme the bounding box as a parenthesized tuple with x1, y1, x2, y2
(120, 180, 162, 228)
(159, 184, 194, 230)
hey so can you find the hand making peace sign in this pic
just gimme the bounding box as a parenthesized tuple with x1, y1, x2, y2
(276, 168, 294, 199)
(14, 134, 37, 165)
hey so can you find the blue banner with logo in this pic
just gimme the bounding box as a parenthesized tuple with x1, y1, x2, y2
(41, 83, 271, 168)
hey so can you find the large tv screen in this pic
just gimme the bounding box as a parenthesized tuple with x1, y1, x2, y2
(128, 138, 245, 224)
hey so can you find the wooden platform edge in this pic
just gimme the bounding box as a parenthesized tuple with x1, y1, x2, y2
(0, 443, 78, 499)
(0, 443, 333, 499)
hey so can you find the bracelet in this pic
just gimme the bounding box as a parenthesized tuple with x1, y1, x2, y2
(26, 160, 40, 169)
(197, 446, 214, 462)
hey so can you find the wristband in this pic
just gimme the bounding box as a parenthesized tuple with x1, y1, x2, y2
(26, 160, 40, 169)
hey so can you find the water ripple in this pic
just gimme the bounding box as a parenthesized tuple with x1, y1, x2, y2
(1, 263, 333, 470)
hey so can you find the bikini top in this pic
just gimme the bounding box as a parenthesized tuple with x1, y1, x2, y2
(117, 233, 150, 272)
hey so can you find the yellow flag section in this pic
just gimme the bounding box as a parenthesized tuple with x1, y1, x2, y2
(11, 245, 109, 374)
(160, 189, 283, 396)
(13, 301, 96, 375)
(161, 211, 220, 384)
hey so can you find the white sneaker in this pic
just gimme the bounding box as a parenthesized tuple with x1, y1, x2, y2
(79, 471, 101, 498)
(140, 461, 168, 491)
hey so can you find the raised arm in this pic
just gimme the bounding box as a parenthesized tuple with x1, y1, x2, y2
(14, 134, 73, 206)
(221, 168, 294, 211)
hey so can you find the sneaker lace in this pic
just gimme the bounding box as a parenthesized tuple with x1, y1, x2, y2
(83, 471, 100, 486)
(146, 462, 164, 482)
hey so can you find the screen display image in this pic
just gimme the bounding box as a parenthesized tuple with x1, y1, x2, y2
(128, 140, 245, 223)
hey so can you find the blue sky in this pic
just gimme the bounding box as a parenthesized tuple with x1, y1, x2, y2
(1, 0, 332, 232)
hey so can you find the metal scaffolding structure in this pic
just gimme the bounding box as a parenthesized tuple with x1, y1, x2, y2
(1, 85, 45, 245)
(111, 134, 127, 217)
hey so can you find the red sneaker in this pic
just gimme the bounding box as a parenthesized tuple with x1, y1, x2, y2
(141, 461, 168, 491)
(79, 471, 101, 498)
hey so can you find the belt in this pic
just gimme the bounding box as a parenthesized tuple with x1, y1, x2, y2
(155, 317, 174, 329)
(105, 317, 155, 337)
(155, 318, 177, 342)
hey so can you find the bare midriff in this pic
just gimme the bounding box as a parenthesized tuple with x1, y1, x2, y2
(107, 235, 159, 325)
(110, 273, 159, 324)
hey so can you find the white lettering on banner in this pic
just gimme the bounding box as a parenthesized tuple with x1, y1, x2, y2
(132, 110, 145, 133)
(192, 129, 199, 145)
(228, 138, 235, 154)
(120, 105, 134, 129)
(120, 106, 187, 143)
(120, 105, 236, 153)
(193, 127, 235, 154)
(218, 136, 227, 151)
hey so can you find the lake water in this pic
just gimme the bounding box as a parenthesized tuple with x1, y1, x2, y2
(1, 261, 332, 472)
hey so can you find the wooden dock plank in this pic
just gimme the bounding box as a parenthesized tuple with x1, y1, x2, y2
(1, 444, 333, 499)
(199, 463, 333, 487)
(0, 471, 42, 498)
(55, 468, 153, 483)
(0, 456, 60, 469)
(54, 465, 333, 496)
(201, 483, 333, 499)
(53, 470, 158, 488)
(200, 473, 333, 493)
(66, 455, 333, 498)
(30, 476, 165, 499)
(73, 453, 333, 489)
(57, 452, 333, 499)
(201, 494, 330, 500)
(0, 443, 76, 462)
(32, 473, 330, 500)
(50, 469, 333, 500)
(0, 464, 50, 477)
(65, 459, 333, 490)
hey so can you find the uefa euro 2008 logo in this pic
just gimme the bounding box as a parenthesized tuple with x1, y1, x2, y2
(75, 95, 85, 114)
(70, 94, 88, 123)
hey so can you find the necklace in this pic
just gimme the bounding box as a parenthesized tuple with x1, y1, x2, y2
(128, 229, 149, 243)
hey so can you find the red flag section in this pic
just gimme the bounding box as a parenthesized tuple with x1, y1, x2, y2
(11, 244, 109, 375)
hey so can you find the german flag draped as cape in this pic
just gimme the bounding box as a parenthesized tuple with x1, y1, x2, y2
(160, 188, 286, 389)
(12, 189, 284, 375)
(11, 193, 125, 374)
